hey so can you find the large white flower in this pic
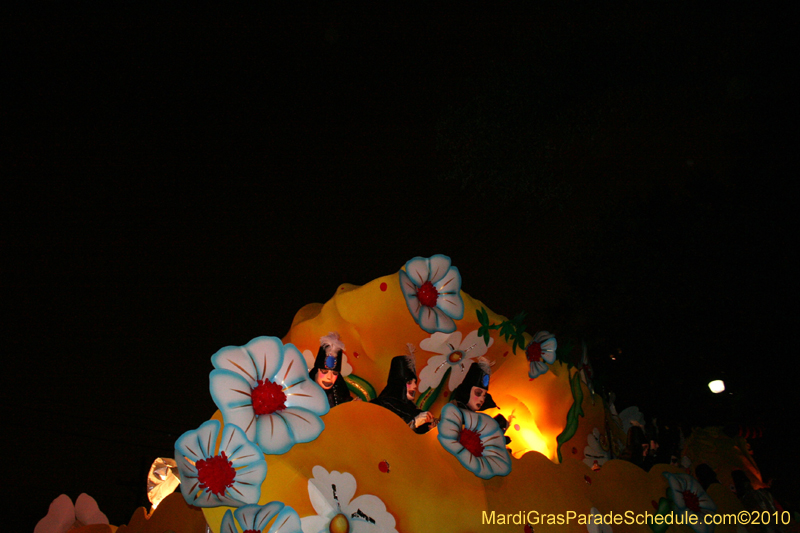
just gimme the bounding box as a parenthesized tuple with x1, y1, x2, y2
(174, 420, 267, 508)
(664, 473, 718, 533)
(583, 428, 611, 469)
(399, 254, 464, 334)
(437, 403, 512, 479)
(300, 466, 398, 533)
(525, 331, 557, 379)
(418, 329, 492, 392)
(210, 336, 330, 455)
(220, 502, 302, 533)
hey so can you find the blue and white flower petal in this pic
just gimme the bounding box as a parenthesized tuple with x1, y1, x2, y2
(209, 336, 329, 455)
(663, 473, 718, 533)
(437, 403, 512, 480)
(399, 254, 464, 334)
(526, 331, 557, 379)
(174, 420, 267, 508)
(220, 502, 302, 533)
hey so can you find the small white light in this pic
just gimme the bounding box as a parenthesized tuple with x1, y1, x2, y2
(708, 380, 725, 393)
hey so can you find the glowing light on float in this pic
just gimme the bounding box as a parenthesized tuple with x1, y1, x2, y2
(708, 379, 725, 393)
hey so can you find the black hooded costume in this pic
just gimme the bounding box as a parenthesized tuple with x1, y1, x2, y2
(371, 354, 433, 434)
(450, 362, 511, 444)
(309, 333, 353, 408)
(449, 362, 498, 411)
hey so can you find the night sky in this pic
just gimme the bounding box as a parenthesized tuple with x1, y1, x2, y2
(4, 2, 797, 530)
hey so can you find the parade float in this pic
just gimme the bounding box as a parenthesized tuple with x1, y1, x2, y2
(38, 255, 782, 533)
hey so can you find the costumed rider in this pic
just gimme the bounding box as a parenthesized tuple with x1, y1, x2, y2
(371, 344, 437, 433)
(449, 357, 511, 445)
(309, 332, 354, 408)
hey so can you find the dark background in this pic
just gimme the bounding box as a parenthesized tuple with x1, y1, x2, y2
(4, 1, 797, 530)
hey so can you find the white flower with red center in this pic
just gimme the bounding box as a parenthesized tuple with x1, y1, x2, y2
(525, 331, 557, 379)
(300, 466, 398, 533)
(210, 336, 330, 455)
(399, 255, 464, 334)
(583, 428, 611, 469)
(437, 403, 512, 479)
(663, 473, 718, 533)
(174, 420, 267, 508)
(220, 502, 302, 533)
(418, 329, 493, 392)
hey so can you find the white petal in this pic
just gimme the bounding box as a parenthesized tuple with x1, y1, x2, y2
(404, 257, 432, 286)
(269, 507, 303, 533)
(220, 510, 237, 533)
(447, 359, 474, 391)
(235, 502, 283, 531)
(255, 413, 294, 455)
(277, 350, 329, 416)
(281, 407, 325, 445)
(175, 420, 220, 462)
(418, 306, 456, 333)
(460, 330, 490, 357)
(433, 265, 460, 295)
(209, 369, 258, 440)
(212, 337, 285, 386)
(418, 354, 450, 391)
(417, 305, 440, 333)
(419, 331, 460, 355)
(427, 255, 452, 284)
(300, 515, 329, 533)
(435, 292, 464, 321)
(346, 495, 397, 532)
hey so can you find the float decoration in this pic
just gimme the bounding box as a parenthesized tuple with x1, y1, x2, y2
(556, 371, 585, 462)
(476, 307, 528, 354)
(220, 502, 302, 533)
(34, 493, 110, 533)
(399, 254, 464, 334)
(300, 465, 398, 533)
(526, 330, 558, 379)
(437, 403, 513, 479)
(175, 419, 267, 508)
(209, 336, 329, 455)
(416, 329, 493, 409)
(657, 473, 718, 533)
(161, 253, 775, 533)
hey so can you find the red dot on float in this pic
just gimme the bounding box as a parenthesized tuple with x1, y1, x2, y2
(380, 282, 387, 291)
(514, 424, 520, 431)
(584, 475, 592, 484)
(353, 352, 359, 358)
(503, 351, 509, 357)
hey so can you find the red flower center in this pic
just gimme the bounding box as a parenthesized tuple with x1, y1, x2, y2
(526, 342, 543, 362)
(252, 379, 287, 415)
(416, 281, 439, 308)
(196, 451, 236, 496)
(459, 428, 485, 457)
(681, 490, 701, 513)
(448, 350, 464, 363)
